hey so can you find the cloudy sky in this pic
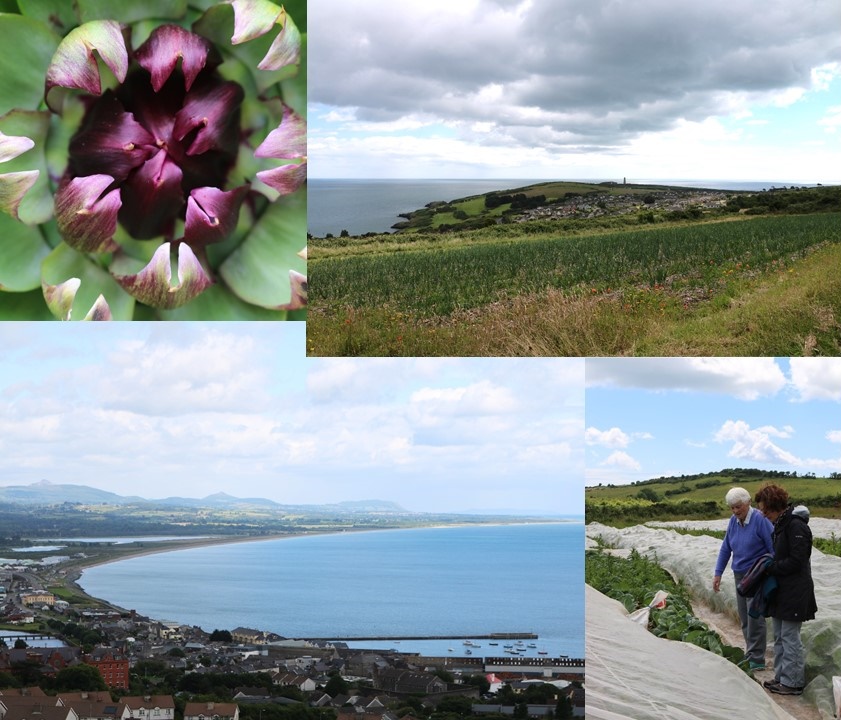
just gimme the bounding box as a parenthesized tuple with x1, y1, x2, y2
(585, 358, 841, 486)
(0, 325, 584, 515)
(308, 0, 841, 181)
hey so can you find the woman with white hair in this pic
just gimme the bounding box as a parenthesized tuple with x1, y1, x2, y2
(713, 486, 774, 670)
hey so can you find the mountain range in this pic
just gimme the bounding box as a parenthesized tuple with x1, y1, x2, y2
(0, 480, 406, 514)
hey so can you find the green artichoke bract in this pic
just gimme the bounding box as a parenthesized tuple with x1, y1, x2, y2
(0, 0, 306, 320)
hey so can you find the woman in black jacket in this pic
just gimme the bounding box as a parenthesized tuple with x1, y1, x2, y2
(754, 483, 818, 696)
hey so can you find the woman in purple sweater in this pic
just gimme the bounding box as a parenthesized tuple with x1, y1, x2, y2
(712, 486, 774, 670)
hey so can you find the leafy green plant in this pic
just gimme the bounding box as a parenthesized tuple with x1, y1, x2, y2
(0, 0, 306, 319)
(311, 213, 840, 317)
(586, 548, 747, 669)
(813, 532, 841, 558)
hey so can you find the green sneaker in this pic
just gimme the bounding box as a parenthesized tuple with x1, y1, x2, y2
(749, 661, 766, 670)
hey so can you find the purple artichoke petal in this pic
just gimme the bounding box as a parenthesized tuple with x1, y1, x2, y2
(118, 148, 184, 240)
(256, 161, 306, 196)
(42, 278, 81, 320)
(184, 185, 249, 247)
(114, 241, 214, 309)
(55, 174, 121, 253)
(114, 70, 180, 147)
(257, 10, 301, 71)
(0, 132, 35, 163)
(68, 92, 157, 183)
(45, 20, 128, 113)
(0, 128, 40, 220)
(0, 170, 40, 220)
(173, 80, 245, 156)
(228, 0, 284, 44)
(254, 104, 306, 160)
(253, 105, 306, 194)
(83, 294, 112, 320)
(135, 24, 220, 93)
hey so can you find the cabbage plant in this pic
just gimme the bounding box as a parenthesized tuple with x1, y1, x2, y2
(0, 0, 306, 319)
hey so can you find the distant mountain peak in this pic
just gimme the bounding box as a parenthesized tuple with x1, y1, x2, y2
(0, 481, 409, 516)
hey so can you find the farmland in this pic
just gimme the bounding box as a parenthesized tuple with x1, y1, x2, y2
(586, 519, 838, 719)
(585, 468, 841, 526)
(587, 468, 841, 719)
(307, 183, 841, 356)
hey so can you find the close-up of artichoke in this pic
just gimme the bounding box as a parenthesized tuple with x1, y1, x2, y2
(0, 0, 306, 320)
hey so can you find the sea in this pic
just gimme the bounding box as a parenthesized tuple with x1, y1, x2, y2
(307, 178, 808, 237)
(79, 523, 583, 658)
(308, 179, 546, 237)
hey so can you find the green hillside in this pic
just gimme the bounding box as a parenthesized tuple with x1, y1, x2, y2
(308, 183, 841, 357)
(586, 468, 841, 526)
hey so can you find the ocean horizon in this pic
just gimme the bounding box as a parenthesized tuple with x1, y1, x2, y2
(79, 523, 584, 658)
(307, 177, 817, 237)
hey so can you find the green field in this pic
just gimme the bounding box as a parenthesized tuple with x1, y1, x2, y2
(313, 213, 838, 314)
(586, 469, 841, 526)
(309, 187, 841, 356)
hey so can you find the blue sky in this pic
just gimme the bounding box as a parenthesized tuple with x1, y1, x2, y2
(585, 358, 841, 486)
(0, 327, 584, 515)
(308, 0, 841, 182)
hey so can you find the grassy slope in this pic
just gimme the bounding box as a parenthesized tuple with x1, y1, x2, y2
(308, 183, 841, 356)
(307, 238, 841, 356)
(585, 471, 841, 524)
(587, 474, 841, 504)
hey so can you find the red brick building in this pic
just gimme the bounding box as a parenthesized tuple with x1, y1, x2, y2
(83, 650, 129, 689)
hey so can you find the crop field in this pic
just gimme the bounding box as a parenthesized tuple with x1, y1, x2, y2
(308, 193, 841, 356)
(587, 520, 841, 719)
(311, 213, 840, 315)
(586, 545, 745, 664)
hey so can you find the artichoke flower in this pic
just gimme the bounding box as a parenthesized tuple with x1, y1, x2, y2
(0, 0, 307, 320)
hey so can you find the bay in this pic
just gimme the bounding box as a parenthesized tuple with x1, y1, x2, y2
(308, 179, 545, 237)
(79, 523, 583, 657)
(308, 178, 808, 238)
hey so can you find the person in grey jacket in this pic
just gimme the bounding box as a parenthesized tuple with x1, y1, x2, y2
(754, 483, 818, 696)
(713, 487, 774, 670)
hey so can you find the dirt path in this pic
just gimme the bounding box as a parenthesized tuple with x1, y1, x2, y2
(691, 594, 821, 720)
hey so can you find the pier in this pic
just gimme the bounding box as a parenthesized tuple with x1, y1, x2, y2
(303, 632, 539, 641)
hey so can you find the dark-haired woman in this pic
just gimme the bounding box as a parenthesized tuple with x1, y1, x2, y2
(754, 483, 818, 696)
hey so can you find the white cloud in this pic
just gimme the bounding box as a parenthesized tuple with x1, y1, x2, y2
(586, 358, 787, 399)
(410, 380, 519, 416)
(323, 108, 357, 123)
(714, 420, 801, 465)
(0, 329, 585, 514)
(91, 330, 273, 416)
(602, 451, 641, 471)
(818, 106, 841, 134)
(309, 0, 841, 179)
(811, 62, 841, 91)
(789, 358, 841, 401)
(585, 426, 630, 448)
(828, 430, 841, 444)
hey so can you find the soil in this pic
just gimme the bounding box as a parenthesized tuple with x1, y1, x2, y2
(691, 594, 822, 720)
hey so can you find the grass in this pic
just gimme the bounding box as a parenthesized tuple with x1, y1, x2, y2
(308, 235, 841, 356)
(586, 470, 841, 525)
